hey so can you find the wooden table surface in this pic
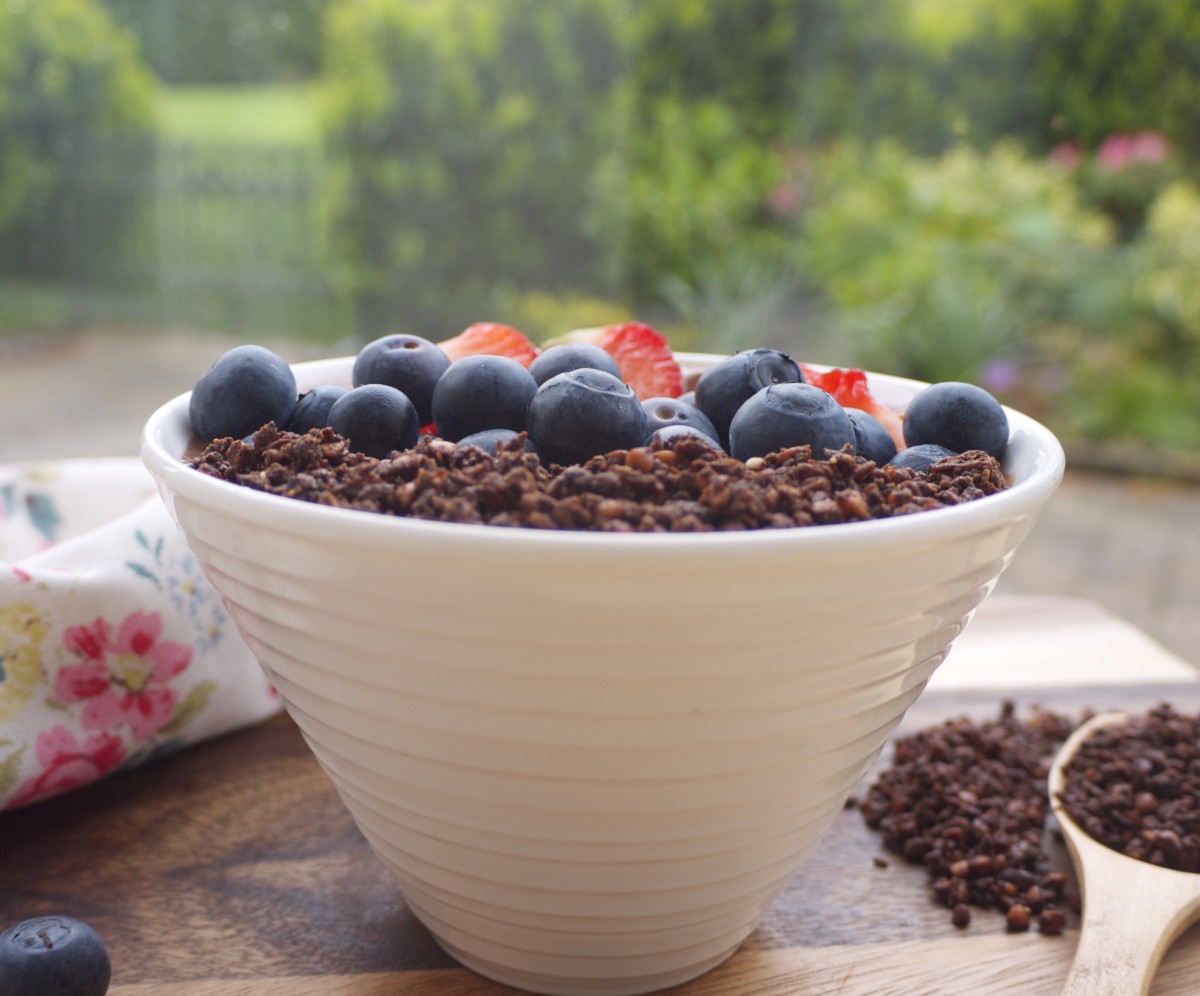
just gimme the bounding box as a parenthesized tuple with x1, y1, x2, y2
(3, 596, 1200, 996)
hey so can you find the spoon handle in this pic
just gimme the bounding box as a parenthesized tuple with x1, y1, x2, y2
(1061, 844, 1200, 996)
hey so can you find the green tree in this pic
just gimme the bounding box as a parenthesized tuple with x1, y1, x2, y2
(0, 0, 156, 279)
(1022, 0, 1200, 155)
(322, 0, 622, 337)
(590, 0, 927, 305)
(99, 0, 331, 84)
(916, 0, 1200, 159)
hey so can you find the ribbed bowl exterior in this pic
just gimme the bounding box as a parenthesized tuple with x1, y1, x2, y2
(142, 355, 1064, 995)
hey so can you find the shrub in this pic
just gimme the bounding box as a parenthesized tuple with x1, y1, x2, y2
(322, 0, 621, 338)
(1138, 181, 1200, 355)
(590, 0, 931, 305)
(0, 0, 156, 279)
(796, 141, 1114, 381)
(99, 0, 330, 84)
(1019, 0, 1200, 159)
(913, 0, 1200, 162)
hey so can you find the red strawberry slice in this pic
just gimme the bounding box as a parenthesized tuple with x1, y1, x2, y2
(438, 323, 539, 367)
(801, 365, 905, 451)
(546, 322, 683, 400)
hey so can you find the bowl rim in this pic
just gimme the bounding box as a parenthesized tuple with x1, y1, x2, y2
(141, 351, 1065, 554)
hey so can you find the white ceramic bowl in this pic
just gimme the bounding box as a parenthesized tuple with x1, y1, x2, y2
(141, 353, 1064, 995)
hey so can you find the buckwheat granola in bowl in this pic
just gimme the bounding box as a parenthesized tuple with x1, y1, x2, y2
(191, 424, 1009, 532)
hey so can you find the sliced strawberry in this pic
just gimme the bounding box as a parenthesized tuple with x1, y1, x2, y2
(546, 322, 683, 400)
(801, 365, 906, 451)
(438, 323, 539, 367)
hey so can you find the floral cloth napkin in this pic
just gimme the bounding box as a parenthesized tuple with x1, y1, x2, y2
(0, 458, 279, 810)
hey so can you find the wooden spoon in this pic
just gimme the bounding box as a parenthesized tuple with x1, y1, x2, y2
(1049, 710, 1200, 995)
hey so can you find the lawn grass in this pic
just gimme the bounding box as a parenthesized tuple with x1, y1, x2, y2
(156, 83, 324, 145)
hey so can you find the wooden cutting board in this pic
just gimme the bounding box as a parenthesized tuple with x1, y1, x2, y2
(2, 596, 1198, 996)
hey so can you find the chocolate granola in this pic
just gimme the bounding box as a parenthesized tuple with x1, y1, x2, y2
(189, 423, 1009, 532)
(857, 701, 1078, 934)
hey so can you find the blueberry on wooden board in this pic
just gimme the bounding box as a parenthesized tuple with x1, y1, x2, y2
(0, 915, 111, 996)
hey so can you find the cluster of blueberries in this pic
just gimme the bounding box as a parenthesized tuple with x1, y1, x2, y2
(188, 336, 1010, 469)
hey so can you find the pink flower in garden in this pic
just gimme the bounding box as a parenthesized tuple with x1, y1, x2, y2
(7, 726, 125, 808)
(767, 147, 808, 219)
(55, 610, 192, 740)
(980, 360, 1020, 394)
(1096, 131, 1170, 172)
(768, 178, 804, 218)
(1049, 141, 1083, 171)
(1097, 133, 1135, 172)
(1129, 131, 1169, 164)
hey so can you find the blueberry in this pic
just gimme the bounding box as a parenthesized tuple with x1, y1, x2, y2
(846, 408, 898, 466)
(646, 423, 721, 449)
(329, 384, 420, 458)
(352, 334, 451, 425)
(728, 383, 855, 461)
(189, 344, 297, 442)
(526, 368, 649, 465)
(528, 344, 621, 386)
(457, 427, 541, 458)
(284, 385, 349, 434)
(0, 915, 111, 996)
(694, 348, 803, 447)
(431, 355, 538, 442)
(902, 381, 1009, 459)
(889, 443, 957, 472)
(640, 396, 719, 441)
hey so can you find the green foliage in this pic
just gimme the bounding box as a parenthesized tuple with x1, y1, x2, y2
(99, 0, 330, 84)
(797, 141, 1113, 381)
(911, 0, 1200, 161)
(322, 0, 622, 338)
(0, 0, 157, 278)
(592, 0, 934, 304)
(156, 83, 324, 144)
(1056, 337, 1200, 450)
(658, 249, 801, 355)
(794, 138, 1200, 449)
(1017, 0, 1200, 157)
(613, 0, 922, 145)
(1138, 182, 1200, 353)
(588, 96, 793, 305)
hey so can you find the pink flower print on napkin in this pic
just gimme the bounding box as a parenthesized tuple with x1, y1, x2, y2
(56, 611, 193, 741)
(8, 725, 126, 807)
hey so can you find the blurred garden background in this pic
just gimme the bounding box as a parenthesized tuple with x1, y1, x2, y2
(3, 0, 1200, 463)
